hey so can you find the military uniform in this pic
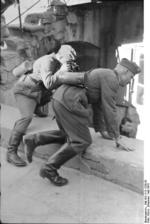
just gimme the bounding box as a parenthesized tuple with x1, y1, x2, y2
(24, 58, 141, 186)
(7, 53, 61, 166)
(25, 68, 120, 163)
(52, 68, 120, 142)
(14, 53, 61, 102)
(35, 68, 120, 186)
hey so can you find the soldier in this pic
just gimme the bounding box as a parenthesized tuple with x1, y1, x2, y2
(24, 58, 141, 186)
(7, 45, 78, 167)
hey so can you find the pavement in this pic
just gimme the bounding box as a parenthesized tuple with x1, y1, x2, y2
(1, 147, 144, 224)
(0, 103, 144, 194)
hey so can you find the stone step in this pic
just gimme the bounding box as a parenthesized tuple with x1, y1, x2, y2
(0, 103, 144, 194)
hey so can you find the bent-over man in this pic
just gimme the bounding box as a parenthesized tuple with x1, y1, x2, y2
(24, 58, 141, 186)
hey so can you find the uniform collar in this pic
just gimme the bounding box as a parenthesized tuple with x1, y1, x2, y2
(113, 69, 120, 83)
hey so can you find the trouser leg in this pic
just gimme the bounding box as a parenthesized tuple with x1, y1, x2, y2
(23, 130, 66, 163)
(40, 143, 77, 186)
(40, 99, 92, 186)
(7, 94, 36, 166)
(52, 99, 92, 154)
(46, 143, 77, 169)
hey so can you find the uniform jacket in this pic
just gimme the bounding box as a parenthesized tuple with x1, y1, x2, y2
(53, 68, 120, 139)
(13, 53, 61, 104)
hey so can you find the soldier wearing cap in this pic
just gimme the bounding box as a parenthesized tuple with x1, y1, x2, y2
(24, 58, 141, 187)
(7, 45, 78, 167)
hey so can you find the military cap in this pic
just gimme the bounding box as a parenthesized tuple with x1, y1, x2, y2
(120, 58, 141, 75)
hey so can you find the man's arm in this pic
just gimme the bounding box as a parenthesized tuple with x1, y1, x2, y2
(36, 55, 85, 90)
(101, 79, 135, 151)
(101, 79, 120, 140)
(92, 103, 107, 132)
(33, 54, 61, 90)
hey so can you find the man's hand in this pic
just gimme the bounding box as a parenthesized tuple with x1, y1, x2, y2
(115, 136, 135, 151)
(59, 63, 70, 72)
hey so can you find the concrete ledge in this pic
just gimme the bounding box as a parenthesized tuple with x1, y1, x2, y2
(1, 104, 144, 194)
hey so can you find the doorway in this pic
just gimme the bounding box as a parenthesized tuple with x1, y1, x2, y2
(117, 42, 144, 140)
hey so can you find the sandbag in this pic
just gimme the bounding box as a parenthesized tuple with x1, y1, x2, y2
(120, 104, 140, 138)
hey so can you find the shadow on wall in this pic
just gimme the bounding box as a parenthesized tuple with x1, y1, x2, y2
(64, 41, 101, 71)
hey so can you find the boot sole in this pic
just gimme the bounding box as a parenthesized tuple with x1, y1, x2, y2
(39, 169, 68, 186)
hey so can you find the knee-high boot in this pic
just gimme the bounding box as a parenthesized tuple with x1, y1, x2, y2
(7, 116, 32, 166)
(39, 143, 77, 186)
(23, 130, 66, 163)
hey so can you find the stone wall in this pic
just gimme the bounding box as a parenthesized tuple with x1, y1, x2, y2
(0, 0, 69, 106)
(0, 0, 143, 107)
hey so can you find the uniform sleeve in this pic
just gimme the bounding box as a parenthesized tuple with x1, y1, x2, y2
(100, 79, 120, 139)
(34, 55, 61, 90)
(92, 102, 107, 132)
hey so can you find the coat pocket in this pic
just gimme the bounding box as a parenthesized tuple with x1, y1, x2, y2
(13, 79, 42, 103)
(64, 87, 89, 118)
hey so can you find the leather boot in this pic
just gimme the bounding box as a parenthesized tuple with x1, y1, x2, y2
(7, 116, 32, 167)
(23, 130, 66, 163)
(7, 131, 27, 166)
(39, 143, 77, 186)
